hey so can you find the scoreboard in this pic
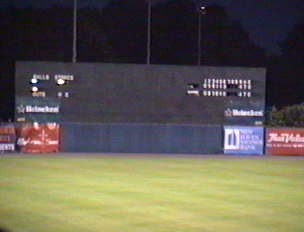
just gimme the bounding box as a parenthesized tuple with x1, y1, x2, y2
(188, 78, 253, 97)
(15, 62, 266, 125)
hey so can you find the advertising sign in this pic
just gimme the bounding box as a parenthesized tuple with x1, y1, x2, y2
(0, 124, 16, 152)
(18, 123, 60, 153)
(266, 128, 304, 156)
(224, 126, 264, 155)
(15, 97, 61, 123)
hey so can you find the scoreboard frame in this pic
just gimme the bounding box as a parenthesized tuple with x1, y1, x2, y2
(15, 61, 266, 126)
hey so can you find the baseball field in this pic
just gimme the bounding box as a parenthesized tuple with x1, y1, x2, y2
(0, 154, 303, 232)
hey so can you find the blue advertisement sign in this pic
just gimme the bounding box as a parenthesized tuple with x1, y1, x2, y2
(224, 126, 264, 155)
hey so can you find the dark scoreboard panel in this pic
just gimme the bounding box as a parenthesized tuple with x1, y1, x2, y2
(15, 62, 266, 125)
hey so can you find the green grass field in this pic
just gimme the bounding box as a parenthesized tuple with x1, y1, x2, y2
(0, 155, 304, 232)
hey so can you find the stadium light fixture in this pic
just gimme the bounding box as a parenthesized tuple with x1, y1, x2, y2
(73, 0, 77, 63)
(197, 5, 207, 65)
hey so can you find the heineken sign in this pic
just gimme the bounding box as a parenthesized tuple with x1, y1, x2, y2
(225, 108, 264, 117)
(16, 105, 60, 114)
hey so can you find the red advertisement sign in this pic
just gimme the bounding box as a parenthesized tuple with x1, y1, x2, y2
(0, 125, 16, 151)
(18, 123, 60, 153)
(266, 128, 304, 156)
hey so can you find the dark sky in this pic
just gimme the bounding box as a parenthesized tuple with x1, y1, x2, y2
(203, 0, 304, 54)
(5, 0, 304, 54)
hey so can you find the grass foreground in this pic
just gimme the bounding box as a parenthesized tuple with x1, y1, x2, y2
(0, 155, 303, 232)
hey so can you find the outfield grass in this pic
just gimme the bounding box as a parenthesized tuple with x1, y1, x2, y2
(0, 155, 303, 232)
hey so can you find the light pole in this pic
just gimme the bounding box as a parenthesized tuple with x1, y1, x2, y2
(147, 0, 152, 65)
(72, 0, 77, 63)
(197, 6, 206, 66)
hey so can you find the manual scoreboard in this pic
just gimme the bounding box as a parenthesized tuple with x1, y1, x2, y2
(15, 62, 266, 125)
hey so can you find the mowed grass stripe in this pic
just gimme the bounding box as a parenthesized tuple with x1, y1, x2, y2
(0, 157, 303, 232)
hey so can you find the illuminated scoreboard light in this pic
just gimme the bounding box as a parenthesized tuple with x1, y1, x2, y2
(29, 73, 73, 98)
(187, 78, 253, 98)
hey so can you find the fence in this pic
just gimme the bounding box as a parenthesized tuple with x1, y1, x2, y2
(2, 122, 304, 156)
(60, 123, 223, 154)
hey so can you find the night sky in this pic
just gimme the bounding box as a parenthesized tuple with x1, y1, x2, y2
(4, 0, 304, 54)
(207, 0, 304, 54)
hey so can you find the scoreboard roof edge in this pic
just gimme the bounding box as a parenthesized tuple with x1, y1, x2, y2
(15, 61, 266, 72)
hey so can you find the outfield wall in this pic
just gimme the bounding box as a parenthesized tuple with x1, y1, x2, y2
(60, 123, 222, 154)
(5, 122, 304, 156)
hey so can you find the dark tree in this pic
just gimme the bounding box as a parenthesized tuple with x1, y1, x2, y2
(0, 6, 114, 63)
(77, 7, 115, 62)
(151, 2, 266, 66)
(151, 0, 197, 65)
(5, 7, 73, 62)
(280, 19, 304, 105)
(266, 19, 304, 108)
(267, 104, 304, 127)
(101, 0, 148, 63)
(202, 5, 266, 67)
(0, 7, 17, 121)
(280, 20, 304, 65)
